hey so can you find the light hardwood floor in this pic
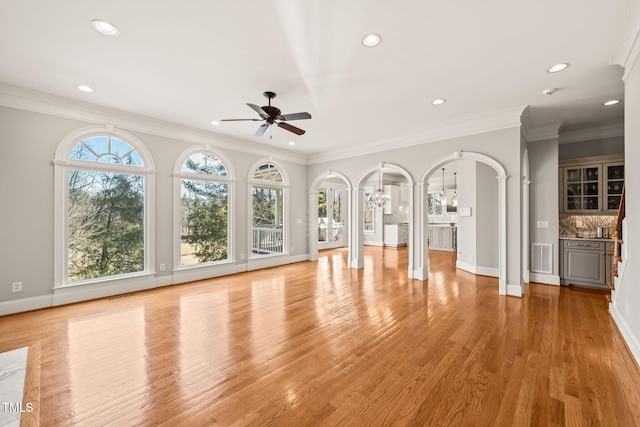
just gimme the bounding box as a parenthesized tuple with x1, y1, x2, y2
(1, 247, 640, 426)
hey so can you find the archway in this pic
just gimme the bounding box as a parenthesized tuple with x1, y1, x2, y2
(353, 163, 415, 278)
(419, 151, 508, 295)
(308, 170, 353, 262)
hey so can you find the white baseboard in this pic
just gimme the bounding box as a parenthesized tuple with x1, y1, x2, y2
(609, 303, 640, 368)
(529, 272, 560, 286)
(413, 267, 427, 281)
(246, 254, 309, 271)
(0, 295, 53, 316)
(363, 241, 384, 247)
(456, 260, 499, 277)
(172, 263, 246, 285)
(507, 284, 523, 297)
(52, 277, 158, 306)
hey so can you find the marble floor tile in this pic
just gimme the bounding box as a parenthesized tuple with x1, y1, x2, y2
(0, 347, 28, 427)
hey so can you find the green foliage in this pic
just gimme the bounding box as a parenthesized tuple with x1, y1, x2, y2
(181, 179, 228, 264)
(68, 170, 144, 281)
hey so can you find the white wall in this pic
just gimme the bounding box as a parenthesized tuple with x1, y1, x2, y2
(457, 160, 476, 266)
(528, 138, 560, 283)
(611, 43, 640, 363)
(475, 162, 499, 271)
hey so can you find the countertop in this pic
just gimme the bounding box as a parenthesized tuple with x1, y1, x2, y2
(559, 236, 613, 242)
(428, 223, 457, 227)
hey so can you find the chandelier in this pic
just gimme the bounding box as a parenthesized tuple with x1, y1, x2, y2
(372, 165, 390, 208)
(451, 172, 458, 206)
(441, 168, 447, 206)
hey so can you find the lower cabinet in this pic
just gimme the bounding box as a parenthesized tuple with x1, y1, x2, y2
(560, 239, 612, 289)
(429, 226, 456, 252)
(384, 224, 408, 247)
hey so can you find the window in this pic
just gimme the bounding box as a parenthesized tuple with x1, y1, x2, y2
(176, 151, 232, 267)
(427, 192, 445, 217)
(54, 128, 155, 286)
(249, 161, 288, 257)
(363, 186, 374, 232)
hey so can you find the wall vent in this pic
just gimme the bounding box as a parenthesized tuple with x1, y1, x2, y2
(531, 243, 553, 274)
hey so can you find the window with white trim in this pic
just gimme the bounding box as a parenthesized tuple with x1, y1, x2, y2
(176, 151, 232, 267)
(54, 130, 155, 286)
(249, 162, 288, 257)
(363, 186, 374, 232)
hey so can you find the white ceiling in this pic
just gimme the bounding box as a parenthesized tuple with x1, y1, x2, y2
(0, 1, 630, 159)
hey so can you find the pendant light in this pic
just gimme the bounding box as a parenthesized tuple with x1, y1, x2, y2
(441, 168, 447, 206)
(372, 164, 390, 208)
(451, 172, 458, 206)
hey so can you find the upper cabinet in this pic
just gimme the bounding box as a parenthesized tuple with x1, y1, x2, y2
(384, 183, 409, 214)
(560, 155, 623, 214)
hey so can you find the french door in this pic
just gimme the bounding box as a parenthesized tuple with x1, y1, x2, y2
(318, 187, 346, 250)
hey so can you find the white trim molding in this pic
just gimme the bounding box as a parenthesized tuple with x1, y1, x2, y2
(529, 272, 561, 286)
(611, 0, 640, 80)
(610, 303, 640, 367)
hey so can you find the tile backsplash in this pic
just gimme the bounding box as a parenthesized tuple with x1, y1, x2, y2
(560, 215, 616, 237)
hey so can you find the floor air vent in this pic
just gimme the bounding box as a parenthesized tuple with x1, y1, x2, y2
(531, 243, 553, 274)
(108, 293, 137, 301)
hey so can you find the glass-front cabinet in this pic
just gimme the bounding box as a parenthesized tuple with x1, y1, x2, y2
(564, 164, 601, 212)
(604, 163, 624, 211)
(560, 156, 624, 214)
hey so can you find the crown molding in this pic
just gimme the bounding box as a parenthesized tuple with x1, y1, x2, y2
(307, 106, 526, 165)
(0, 83, 307, 165)
(559, 120, 624, 144)
(611, 0, 640, 80)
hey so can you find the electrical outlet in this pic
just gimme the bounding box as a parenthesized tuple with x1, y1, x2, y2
(12, 281, 22, 293)
(159, 263, 166, 272)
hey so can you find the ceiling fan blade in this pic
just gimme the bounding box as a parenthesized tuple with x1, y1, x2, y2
(255, 123, 270, 137)
(278, 122, 305, 135)
(220, 118, 262, 121)
(279, 112, 312, 121)
(247, 103, 269, 119)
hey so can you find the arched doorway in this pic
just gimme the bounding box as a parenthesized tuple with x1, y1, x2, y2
(353, 163, 415, 278)
(419, 151, 509, 295)
(308, 171, 352, 262)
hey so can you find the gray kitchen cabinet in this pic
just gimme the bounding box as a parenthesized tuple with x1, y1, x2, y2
(560, 239, 608, 289)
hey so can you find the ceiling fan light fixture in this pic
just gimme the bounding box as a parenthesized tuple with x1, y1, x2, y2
(547, 63, 569, 73)
(362, 33, 382, 47)
(91, 19, 120, 37)
(603, 99, 621, 106)
(432, 98, 446, 105)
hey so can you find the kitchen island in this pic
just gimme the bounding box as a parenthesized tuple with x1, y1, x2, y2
(428, 224, 457, 252)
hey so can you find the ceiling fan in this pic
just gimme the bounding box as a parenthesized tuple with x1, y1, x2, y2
(221, 91, 311, 137)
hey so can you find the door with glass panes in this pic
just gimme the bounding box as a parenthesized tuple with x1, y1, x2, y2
(318, 187, 346, 249)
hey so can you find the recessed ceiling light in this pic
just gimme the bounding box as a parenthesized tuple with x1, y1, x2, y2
(91, 19, 120, 37)
(210, 120, 221, 126)
(603, 99, 621, 106)
(547, 63, 569, 73)
(432, 98, 446, 105)
(76, 85, 95, 93)
(362, 33, 382, 47)
(288, 141, 296, 146)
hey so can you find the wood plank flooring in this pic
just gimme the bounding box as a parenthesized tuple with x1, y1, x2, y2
(1, 247, 640, 426)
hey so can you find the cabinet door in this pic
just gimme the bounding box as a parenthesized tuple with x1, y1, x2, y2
(563, 249, 605, 285)
(441, 228, 453, 248)
(603, 162, 624, 213)
(430, 228, 442, 247)
(564, 165, 602, 212)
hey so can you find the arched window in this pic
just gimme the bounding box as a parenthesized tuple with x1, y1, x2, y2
(53, 127, 155, 287)
(248, 161, 289, 257)
(174, 149, 234, 268)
